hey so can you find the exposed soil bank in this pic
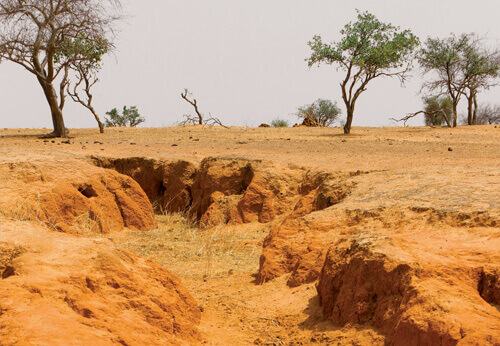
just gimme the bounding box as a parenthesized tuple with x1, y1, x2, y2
(1, 126, 500, 345)
(0, 221, 201, 345)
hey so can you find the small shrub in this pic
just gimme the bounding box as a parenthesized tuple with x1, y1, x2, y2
(271, 119, 289, 128)
(423, 97, 452, 126)
(105, 106, 145, 127)
(296, 98, 341, 127)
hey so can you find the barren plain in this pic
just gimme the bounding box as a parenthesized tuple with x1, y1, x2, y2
(1, 125, 499, 345)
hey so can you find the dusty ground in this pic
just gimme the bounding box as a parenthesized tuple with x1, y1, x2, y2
(1, 125, 500, 345)
(2, 125, 499, 172)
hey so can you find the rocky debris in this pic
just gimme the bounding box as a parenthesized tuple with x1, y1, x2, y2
(317, 231, 500, 345)
(0, 221, 201, 345)
(258, 123, 270, 128)
(0, 159, 156, 234)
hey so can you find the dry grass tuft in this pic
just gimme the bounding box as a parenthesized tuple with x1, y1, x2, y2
(111, 213, 268, 279)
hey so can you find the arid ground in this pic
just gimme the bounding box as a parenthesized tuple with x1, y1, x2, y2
(1, 125, 499, 345)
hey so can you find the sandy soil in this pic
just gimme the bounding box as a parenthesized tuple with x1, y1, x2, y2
(1, 125, 499, 345)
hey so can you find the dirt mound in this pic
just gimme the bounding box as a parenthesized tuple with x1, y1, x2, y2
(0, 159, 156, 234)
(257, 172, 356, 286)
(317, 231, 500, 345)
(0, 221, 201, 345)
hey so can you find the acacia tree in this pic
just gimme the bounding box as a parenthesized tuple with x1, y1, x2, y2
(0, 0, 121, 137)
(461, 42, 500, 125)
(418, 34, 499, 127)
(307, 10, 419, 134)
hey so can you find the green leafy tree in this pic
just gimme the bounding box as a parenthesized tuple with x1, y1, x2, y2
(0, 0, 121, 137)
(296, 99, 341, 127)
(105, 106, 145, 127)
(461, 40, 500, 125)
(307, 10, 419, 134)
(417, 33, 500, 127)
(423, 96, 453, 126)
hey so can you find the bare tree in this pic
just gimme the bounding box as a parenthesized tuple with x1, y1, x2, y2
(476, 104, 500, 125)
(180, 89, 228, 128)
(67, 63, 104, 133)
(181, 88, 203, 125)
(0, 0, 121, 137)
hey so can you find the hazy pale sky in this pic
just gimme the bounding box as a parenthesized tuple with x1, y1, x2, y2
(1, 0, 499, 129)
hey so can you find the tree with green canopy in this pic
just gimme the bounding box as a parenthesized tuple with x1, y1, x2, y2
(0, 0, 122, 137)
(307, 10, 419, 134)
(461, 39, 500, 125)
(418, 33, 500, 127)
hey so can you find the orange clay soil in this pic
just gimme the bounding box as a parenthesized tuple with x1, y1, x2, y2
(1, 125, 500, 345)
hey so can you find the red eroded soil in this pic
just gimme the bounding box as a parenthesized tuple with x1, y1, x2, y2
(1, 125, 500, 345)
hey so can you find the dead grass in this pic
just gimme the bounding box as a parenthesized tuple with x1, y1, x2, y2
(111, 213, 268, 279)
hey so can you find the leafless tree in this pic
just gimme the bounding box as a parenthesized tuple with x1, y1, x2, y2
(181, 88, 203, 125)
(0, 0, 122, 137)
(67, 63, 104, 133)
(475, 104, 500, 125)
(391, 109, 452, 127)
(180, 89, 228, 128)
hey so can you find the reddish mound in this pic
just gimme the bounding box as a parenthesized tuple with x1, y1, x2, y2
(0, 221, 201, 345)
(317, 232, 500, 345)
(0, 158, 156, 234)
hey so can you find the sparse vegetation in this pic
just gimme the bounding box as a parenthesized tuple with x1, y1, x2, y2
(105, 106, 145, 127)
(423, 96, 453, 126)
(180, 88, 227, 128)
(0, 0, 122, 137)
(111, 213, 264, 279)
(477, 104, 500, 124)
(418, 33, 500, 127)
(271, 119, 289, 128)
(296, 99, 341, 127)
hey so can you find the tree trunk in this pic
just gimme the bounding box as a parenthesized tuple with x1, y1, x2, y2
(344, 106, 354, 134)
(38, 77, 68, 137)
(90, 107, 105, 133)
(467, 95, 473, 125)
(452, 102, 458, 128)
(472, 95, 478, 125)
